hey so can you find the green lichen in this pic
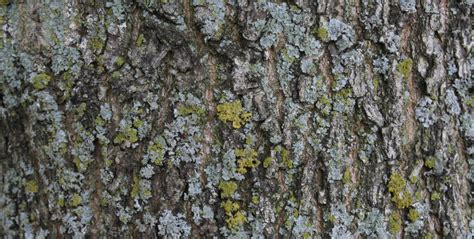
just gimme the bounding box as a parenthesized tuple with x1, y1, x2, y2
(57, 198, 65, 207)
(251, 195, 259, 204)
(75, 102, 87, 118)
(90, 37, 104, 52)
(136, 34, 145, 47)
(263, 156, 274, 168)
(70, 193, 82, 207)
(328, 214, 336, 224)
(73, 156, 90, 172)
(343, 168, 351, 184)
(24, 180, 38, 193)
(407, 209, 419, 222)
(143, 189, 152, 198)
(114, 56, 125, 68)
(281, 48, 296, 63)
(218, 181, 238, 198)
(131, 174, 140, 198)
(111, 71, 121, 80)
(388, 212, 402, 234)
(397, 58, 413, 79)
(95, 116, 105, 126)
(423, 233, 433, 239)
(244, 135, 254, 145)
(430, 191, 441, 201)
(133, 118, 144, 128)
(319, 95, 332, 116)
(0, 0, 9, 6)
(148, 137, 166, 166)
(314, 27, 328, 40)
(114, 127, 138, 144)
(216, 100, 252, 129)
(409, 176, 418, 184)
(388, 173, 413, 209)
(415, 191, 423, 201)
(221, 200, 246, 231)
(226, 210, 246, 231)
(222, 200, 239, 214)
(99, 197, 109, 206)
(31, 73, 52, 90)
(373, 77, 380, 92)
(424, 156, 436, 169)
(177, 104, 206, 118)
(281, 148, 292, 168)
(466, 96, 474, 107)
(59, 71, 74, 100)
(235, 148, 259, 174)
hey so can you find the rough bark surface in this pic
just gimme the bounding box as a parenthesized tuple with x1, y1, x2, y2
(1, 0, 472, 238)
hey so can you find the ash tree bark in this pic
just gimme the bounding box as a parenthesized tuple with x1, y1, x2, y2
(1, 0, 472, 238)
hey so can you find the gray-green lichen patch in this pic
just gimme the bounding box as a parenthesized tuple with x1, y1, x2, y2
(1, 0, 471, 238)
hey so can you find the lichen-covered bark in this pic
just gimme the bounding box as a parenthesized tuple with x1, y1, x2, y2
(1, 0, 472, 238)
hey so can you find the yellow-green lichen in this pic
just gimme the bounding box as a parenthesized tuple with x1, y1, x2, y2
(226, 210, 246, 231)
(95, 116, 105, 126)
(408, 208, 419, 222)
(136, 34, 145, 47)
(114, 127, 138, 144)
(114, 56, 125, 67)
(218, 181, 238, 198)
(75, 102, 87, 118)
(314, 27, 328, 40)
(281, 148, 292, 168)
(131, 174, 140, 198)
(319, 95, 332, 116)
(0, 0, 9, 6)
(57, 198, 65, 207)
(343, 168, 351, 184)
(221, 200, 247, 231)
(388, 212, 402, 234)
(216, 100, 251, 129)
(222, 200, 239, 214)
(148, 136, 166, 166)
(235, 148, 259, 174)
(25, 180, 39, 193)
(100, 197, 109, 206)
(281, 48, 297, 63)
(70, 193, 82, 207)
(244, 134, 254, 145)
(59, 71, 74, 100)
(424, 156, 436, 169)
(388, 173, 413, 209)
(263, 156, 274, 168)
(73, 157, 88, 172)
(90, 37, 104, 52)
(397, 58, 413, 79)
(373, 77, 380, 92)
(423, 233, 433, 239)
(32, 73, 52, 90)
(177, 104, 206, 118)
(251, 195, 259, 204)
(133, 118, 144, 128)
(431, 191, 441, 201)
(415, 191, 423, 201)
(111, 71, 121, 80)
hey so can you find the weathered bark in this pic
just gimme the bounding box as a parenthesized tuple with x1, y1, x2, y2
(1, 0, 472, 238)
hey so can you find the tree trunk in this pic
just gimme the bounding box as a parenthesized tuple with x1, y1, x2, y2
(1, 0, 471, 238)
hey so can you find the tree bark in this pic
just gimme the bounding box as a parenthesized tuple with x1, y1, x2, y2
(1, 0, 472, 238)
